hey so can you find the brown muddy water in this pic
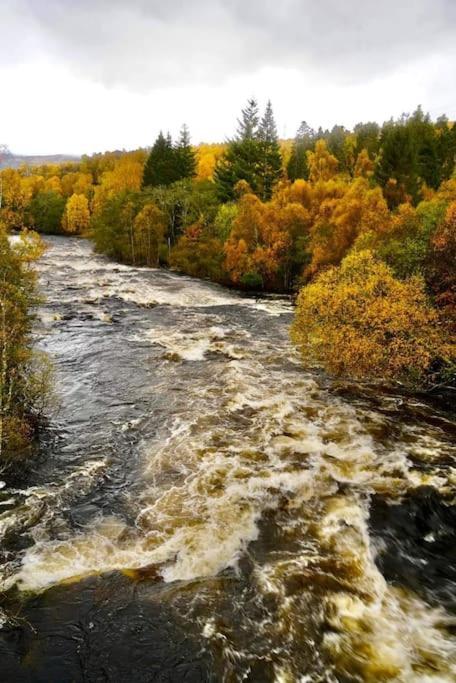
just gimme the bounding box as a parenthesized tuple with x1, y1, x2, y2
(0, 236, 455, 682)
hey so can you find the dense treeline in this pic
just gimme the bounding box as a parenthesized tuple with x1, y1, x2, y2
(1, 101, 455, 387)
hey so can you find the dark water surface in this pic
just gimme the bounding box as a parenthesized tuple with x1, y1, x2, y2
(0, 237, 455, 682)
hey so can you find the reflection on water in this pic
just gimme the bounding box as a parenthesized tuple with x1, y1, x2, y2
(0, 237, 455, 681)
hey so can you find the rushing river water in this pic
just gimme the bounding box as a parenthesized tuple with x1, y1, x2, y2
(0, 236, 456, 682)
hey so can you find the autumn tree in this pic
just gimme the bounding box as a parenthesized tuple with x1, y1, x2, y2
(196, 143, 226, 181)
(170, 222, 226, 282)
(360, 200, 444, 281)
(307, 140, 339, 183)
(0, 169, 27, 230)
(61, 172, 93, 198)
(62, 193, 90, 234)
(0, 227, 49, 461)
(307, 177, 390, 275)
(291, 249, 452, 386)
(44, 175, 63, 196)
(354, 149, 375, 179)
(224, 192, 267, 288)
(133, 203, 166, 266)
(101, 159, 143, 196)
(90, 157, 142, 220)
(426, 201, 456, 326)
(223, 190, 301, 290)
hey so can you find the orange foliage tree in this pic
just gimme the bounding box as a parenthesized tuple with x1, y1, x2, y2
(307, 177, 390, 276)
(223, 190, 308, 290)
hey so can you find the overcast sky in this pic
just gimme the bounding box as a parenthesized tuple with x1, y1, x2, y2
(1, 0, 455, 155)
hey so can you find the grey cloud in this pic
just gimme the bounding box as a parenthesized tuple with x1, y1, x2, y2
(2, 0, 456, 90)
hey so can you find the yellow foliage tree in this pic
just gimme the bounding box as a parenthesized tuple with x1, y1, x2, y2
(44, 176, 63, 195)
(102, 159, 143, 195)
(61, 172, 93, 198)
(288, 179, 313, 208)
(21, 174, 45, 203)
(436, 178, 456, 203)
(0, 169, 27, 230)
(354, 149, 375, 179)
(197, 152, 217, 181)
(291, 249, 452, 385)
(307, 140, 339, 183)
(196, 143, 226, 181)
(62, 193, 90, 235)
(133, 203, 166, 266)
(91, 158, 143, 217)
(0, 226, 48, 458)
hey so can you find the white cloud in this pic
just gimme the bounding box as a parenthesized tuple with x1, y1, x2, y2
(0, 0, 455, 153)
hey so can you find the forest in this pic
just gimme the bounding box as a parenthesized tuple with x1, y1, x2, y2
(1, 100, 455, 408)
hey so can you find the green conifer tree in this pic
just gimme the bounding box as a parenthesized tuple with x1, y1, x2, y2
(375, 119, 421, 206)
(214, 99, 264, 201)
(287, 121, 316, 181)
(143, 131, 178, 188)
(257, 100, 282, 200)
(175, 124, 196, 180)
(236, 98, 260, 140)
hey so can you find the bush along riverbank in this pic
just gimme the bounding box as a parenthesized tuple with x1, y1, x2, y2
(0, 228, 51, 479)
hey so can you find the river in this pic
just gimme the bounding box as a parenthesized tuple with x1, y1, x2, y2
(0, 236, 455, 682)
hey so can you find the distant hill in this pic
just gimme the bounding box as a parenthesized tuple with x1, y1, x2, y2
(0, 148, 80, 169)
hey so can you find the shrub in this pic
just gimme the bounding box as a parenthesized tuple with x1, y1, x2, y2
(291, 249, 453, 385)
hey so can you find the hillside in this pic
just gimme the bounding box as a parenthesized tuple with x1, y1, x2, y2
(0, 147, 80, 169)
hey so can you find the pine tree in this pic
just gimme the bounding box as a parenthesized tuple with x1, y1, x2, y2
(436, 117, 456, 181)
(175, 124, 196, 180)
(214, 98, 264, 201)
(375, 120, 420, 206)
(143, 131, 178, 188)
(257, 100, 282, 200)
(354, 122, 381, 159)
(236, 99, 260, 140)
(287, 121, 316, 182)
